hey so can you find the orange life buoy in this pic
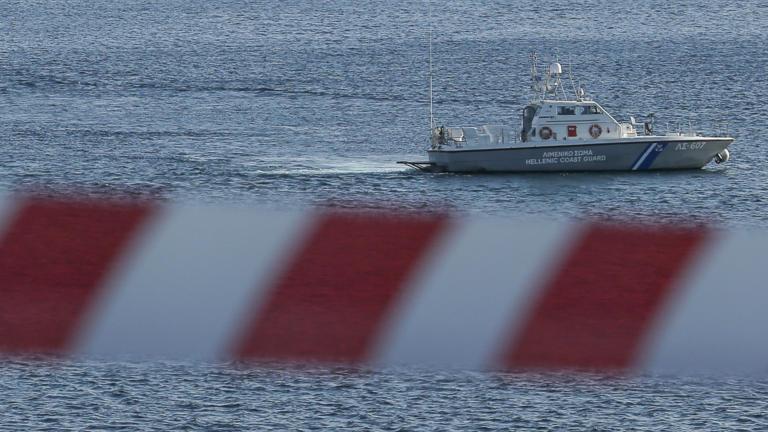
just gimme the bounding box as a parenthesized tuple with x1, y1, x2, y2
(539, 127, 553, 140)
(589, 124, 602, 139)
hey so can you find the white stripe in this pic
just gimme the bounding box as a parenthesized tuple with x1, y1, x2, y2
(632, 143, 657, 170)
(0, 193, 19, 239)
(640, 230, 768, 373)
(75, 206, 309, 360)
(373, 218, 577, 370)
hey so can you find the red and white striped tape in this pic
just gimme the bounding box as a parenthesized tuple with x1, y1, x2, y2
(0, 195, 766, 373)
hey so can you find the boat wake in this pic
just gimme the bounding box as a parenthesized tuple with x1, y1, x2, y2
(251, 156, 405, 176)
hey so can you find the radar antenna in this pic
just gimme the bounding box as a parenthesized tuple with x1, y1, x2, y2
(546, 58, 565, 99)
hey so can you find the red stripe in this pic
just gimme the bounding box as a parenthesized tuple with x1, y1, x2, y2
(236, 211, 447, 363)
(0, 198, 152, 354)
(503, 223, 707, 371)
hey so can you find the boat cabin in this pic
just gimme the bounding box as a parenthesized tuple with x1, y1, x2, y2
(428, 57, 655, 150)
(521, 100, 632, 143)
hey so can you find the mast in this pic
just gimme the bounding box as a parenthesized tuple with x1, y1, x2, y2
(428, 0, 434, 130)
(530, 51, 542, 102)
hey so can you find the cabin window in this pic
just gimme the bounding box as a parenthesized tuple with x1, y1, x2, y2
(581, 105, 601, 115)
(557, 106, 576, 115)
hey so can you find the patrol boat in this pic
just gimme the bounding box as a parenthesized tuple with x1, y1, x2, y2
(399, 54, 733, 173)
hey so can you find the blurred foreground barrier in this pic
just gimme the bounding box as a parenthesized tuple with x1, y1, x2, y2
(0, 195, 766, 374)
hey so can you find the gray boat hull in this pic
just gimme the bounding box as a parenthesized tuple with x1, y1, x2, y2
(427, 137, 733, 172)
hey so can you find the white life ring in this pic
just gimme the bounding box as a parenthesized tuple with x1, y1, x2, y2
(589, 124, 602, 139)
(539, 127, 553, 140)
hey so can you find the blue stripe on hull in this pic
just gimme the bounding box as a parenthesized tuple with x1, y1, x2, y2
(638, 142, 667, 170)
(631, 143, 655, 170)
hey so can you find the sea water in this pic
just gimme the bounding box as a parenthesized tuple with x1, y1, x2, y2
(1, 0, 767, 429)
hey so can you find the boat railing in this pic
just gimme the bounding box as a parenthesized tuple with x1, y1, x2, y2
(445, 128, 465, 148)
(619, 116, 731, 138)
(433, 125, 520, 149)
(662, 120, 731, 138)
(714, 120, 730, 137)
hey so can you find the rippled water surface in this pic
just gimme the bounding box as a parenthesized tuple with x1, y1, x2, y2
(1, 361, 768, 431)
(1, 0, 768, 429)
(2, 0, 767, 224)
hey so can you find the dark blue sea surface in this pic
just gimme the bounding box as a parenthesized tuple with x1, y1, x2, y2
(1, 0, 767, 429)
(2, 0, 767, 223)
(1, 361, 767, 431)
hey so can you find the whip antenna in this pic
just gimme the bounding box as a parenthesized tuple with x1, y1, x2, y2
(428, 0, 434, 130)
